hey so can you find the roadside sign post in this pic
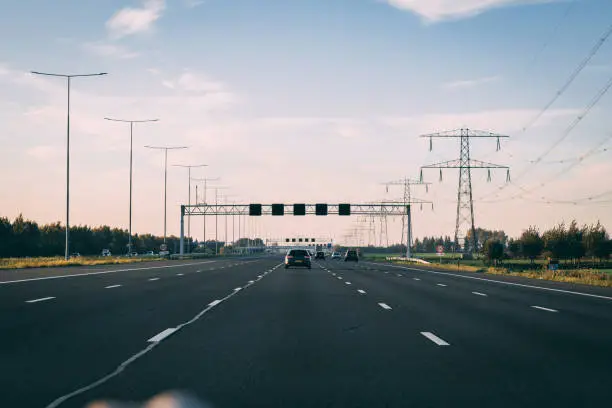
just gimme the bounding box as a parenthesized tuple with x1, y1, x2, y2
(436, 245, 444, 261)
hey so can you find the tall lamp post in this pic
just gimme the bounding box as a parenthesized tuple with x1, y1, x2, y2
(30, 70, 108, 260)
(104, 118, 158, 255)
(173, 164, 208, 253)
(144, 145, 188, 245)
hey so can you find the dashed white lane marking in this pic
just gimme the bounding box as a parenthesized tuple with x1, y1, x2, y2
(147, 328, 177, 343)
(421, 332, 450, 346)
(436, 283, 447, 287)
(248, 280, 254, 284)
(345, 282, 352, 285)
(384, 271, 389, 274)
(177, 273, 184, 276)
(332, 273, 336, 276)
(378, 303, 392, 310)
(1, 260, 216, 286)
(234, 287, 242, 291)
(373, 262, 612, 301)
(472, 291, 487, 297)
(413, 278, 421, 281)
(396, 274, 402, 277)
(105, 285, 121, 289)
(357, 289, 366, 294)
(148, 278, 159, 281)
(531, 305, 558, 313)
(208, 299, 222, 306)
(26, 297, 55, 303)
(45, 261, 282, 408)
(337, 277, 343, 280)
(258, 275, 262, 278)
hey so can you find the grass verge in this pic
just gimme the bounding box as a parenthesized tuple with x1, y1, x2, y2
(386, 260, 612, 288)
(0, 256, 165, 270)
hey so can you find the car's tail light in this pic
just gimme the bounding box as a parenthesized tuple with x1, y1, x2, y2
(305, 256, 311, 259)
(286, 256, 293, 259)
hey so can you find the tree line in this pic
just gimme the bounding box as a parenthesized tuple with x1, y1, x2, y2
(484, 221, 611, 264)
(2, 214, 196, 257)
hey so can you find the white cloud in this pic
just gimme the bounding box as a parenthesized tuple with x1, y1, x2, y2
(384, 0, 559, 22)
(163, 71, 227, 93)
(147, 68, 161, 75)
(82, 41, 140, 59)
(185, 0, 205, 7)
(26, 145, 61, 161)
(106, 0, 166, 39)
(442, 75, 500, 90)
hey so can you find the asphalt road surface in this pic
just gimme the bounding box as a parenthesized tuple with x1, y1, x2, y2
(2, 256, 611, 407)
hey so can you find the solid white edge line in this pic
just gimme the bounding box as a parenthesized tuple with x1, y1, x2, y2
(369, 262, 612, 301)
(413, 278, 421, 281)
(531, 305, 558, 312)
(437, 283, 447, 287)
(25, 297, 55, 303)
(421, 332, 450, 346)
(234, 287, 242, 291)
(357, 289, 366, 294)
(147, 328, 178, 343)
(208, 299, 222, 306)
(1, 260, 217, 285)
(378, 302, 392, 310)
(177, 273, 184, 276)
(472, 291, 487, 297)
(105, 285, 121, 289)
(148, 278, 159, 281)
(248, 280, 254, 284)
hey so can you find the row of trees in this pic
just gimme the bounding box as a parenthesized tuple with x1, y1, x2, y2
(0, 214, 262, 258)
(484, 221, 611, 263)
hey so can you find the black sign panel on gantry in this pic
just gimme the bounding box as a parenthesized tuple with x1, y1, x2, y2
(339, 203, 351, 216)
(315, 204, 328, 216)
(293, 204, 306, 216)
(272, 204, 284, 216)
(249, 204, 262, 216)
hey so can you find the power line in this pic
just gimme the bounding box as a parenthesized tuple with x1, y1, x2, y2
(478, 73, 612, 201)
(521, 22, 612, 133)
(524, 0, 578, 73)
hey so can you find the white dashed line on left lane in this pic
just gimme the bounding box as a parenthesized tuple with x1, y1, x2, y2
(25, 297, 55, 303)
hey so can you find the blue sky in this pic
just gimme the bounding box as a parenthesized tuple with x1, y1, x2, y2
(1, 0, 611, 245)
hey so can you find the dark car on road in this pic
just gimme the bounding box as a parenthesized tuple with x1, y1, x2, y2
(315, 251, 326, 260)
(285, 249, 312, 269)
(344, 250, 359, 262)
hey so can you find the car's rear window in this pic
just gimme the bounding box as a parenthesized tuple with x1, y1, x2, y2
(347, 251, 357, 255)
(289, 250, 309, 256)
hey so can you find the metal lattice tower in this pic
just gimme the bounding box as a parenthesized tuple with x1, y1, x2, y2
(420, 129, 510, 253)
(383, 178, 432, 256)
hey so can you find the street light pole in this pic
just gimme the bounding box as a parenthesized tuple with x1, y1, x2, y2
(31, 70, 107, 260)
(173, 165, 207, 253)
(144, 145, 188, 245)
(104, 117, 158, 255)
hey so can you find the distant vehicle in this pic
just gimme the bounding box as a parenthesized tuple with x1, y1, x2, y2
(344, 250, 359, 262)
(159, 250, 170, 256)
(101, 249, 111, 257)
(285, 249, 312, 269)
(70, 252, 81, 258)
(315, 251, 326, 260)
(145, 251, 155, 256)
(331, 252, 341, 260)
(128, 252, 138, 257)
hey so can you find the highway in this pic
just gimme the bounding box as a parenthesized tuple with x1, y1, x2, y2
(1, 257, 611, 407)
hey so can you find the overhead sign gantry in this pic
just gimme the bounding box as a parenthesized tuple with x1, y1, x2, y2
(179, 203, 411, 255)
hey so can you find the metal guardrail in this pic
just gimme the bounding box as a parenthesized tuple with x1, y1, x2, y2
(385, 257, 431, 264)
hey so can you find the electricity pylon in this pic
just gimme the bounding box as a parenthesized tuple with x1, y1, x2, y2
(383, 177, 432, 258)
(420, 128, 510, 254)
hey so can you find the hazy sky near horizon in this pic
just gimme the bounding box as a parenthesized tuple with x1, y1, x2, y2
(1, 0, 611, 245)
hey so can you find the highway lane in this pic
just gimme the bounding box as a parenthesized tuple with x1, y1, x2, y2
(0, 257, 277, 407)
(29, 258, 611, 408)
